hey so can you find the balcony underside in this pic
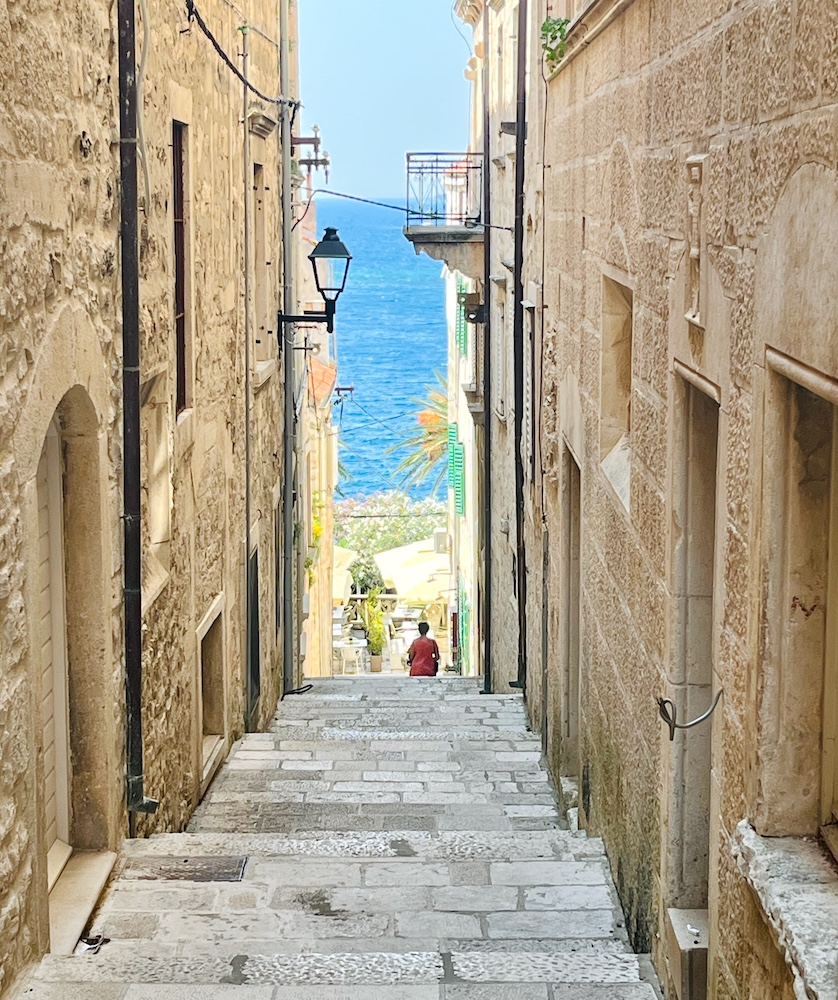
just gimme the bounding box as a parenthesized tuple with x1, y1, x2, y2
(403, 226, 485, 281)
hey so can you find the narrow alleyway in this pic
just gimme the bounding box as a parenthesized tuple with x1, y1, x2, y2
(19, 679, 662, 999)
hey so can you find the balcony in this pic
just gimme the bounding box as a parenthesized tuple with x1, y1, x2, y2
(403, 153, 484, 280)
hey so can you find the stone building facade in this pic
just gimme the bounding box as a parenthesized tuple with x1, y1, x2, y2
(0, 0, 301, 988)
(528, 0, 838, 996)
(458, 0, 838, 996)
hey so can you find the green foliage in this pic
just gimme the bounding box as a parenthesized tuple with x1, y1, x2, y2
(541, 15, 570, 69)
(362, 590, 386, 656)
(387, 371, 449, 497)
(334, 490, 446, 594)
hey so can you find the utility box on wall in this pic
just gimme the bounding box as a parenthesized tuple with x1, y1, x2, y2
(666, 908, 708, 1000)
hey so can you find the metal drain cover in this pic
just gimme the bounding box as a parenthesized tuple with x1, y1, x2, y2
(122, 856, 247, 882)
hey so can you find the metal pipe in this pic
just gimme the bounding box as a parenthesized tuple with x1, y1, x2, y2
(242, 26, 255, 730)
(280, 0, 296, 695)
(117, 0, 158, 826)
(481, 4, 493, 695)
(511, 0, 529, 693)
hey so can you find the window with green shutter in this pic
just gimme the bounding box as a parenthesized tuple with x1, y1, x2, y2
(447, 424, 458, 488)
(454, 443, 466, 515)
(455, 277, 467, 356)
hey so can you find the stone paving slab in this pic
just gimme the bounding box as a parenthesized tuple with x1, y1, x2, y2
(14, 678, 662, 999)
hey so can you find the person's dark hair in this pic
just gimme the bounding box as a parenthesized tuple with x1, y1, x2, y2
(418, 622, 430, 636)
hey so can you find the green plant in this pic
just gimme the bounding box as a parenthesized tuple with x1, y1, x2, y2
(362, 589, 386, 657)
(386, 370, 449, 496)
(334, 491, 446, 594)
(541, 16, 570, 69)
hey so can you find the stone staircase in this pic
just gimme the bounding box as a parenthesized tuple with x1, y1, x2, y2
(17, 676, 661, 999)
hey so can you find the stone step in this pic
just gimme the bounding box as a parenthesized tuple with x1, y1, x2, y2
(124, 829, 597, 860)
(20, 983, 659, 1000)
(29, 948, 645, 987)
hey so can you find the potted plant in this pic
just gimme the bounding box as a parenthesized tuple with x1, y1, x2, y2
(363, 591, 385, 672)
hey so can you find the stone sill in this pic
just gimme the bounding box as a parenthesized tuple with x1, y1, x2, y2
(733, 820, 838, 999)
(547, 0, 637, 81)
(253, 357, 277, 390)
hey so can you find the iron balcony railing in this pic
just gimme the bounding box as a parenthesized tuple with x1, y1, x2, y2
(406, 152, 483, 229)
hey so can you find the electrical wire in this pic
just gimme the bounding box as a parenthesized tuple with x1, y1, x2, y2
(185, 0, 300, 108)
(292, 188, 512, 234)
(337, 408, 415, 432)
(450, 1, 473, 55)
(342, 513, 446, 519)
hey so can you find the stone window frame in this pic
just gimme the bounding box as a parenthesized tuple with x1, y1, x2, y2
(742, 348, 838, 998)
(195, 592, 227, 790)
(169, 84, 196, 429)
(140, 370, 172, 613)
(755, 348, 838, 847)
(599, 267, 634, 511)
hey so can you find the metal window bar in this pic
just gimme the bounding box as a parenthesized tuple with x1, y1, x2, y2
(173, 122, 187, 414)
(406, 153, 483, 228)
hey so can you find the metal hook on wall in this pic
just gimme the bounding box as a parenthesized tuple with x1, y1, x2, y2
(657, 689, 724, 741)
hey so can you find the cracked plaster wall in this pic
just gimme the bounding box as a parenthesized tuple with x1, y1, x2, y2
(523, 0, 838, 997)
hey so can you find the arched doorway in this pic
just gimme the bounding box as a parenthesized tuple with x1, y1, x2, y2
(30, 387, 118, 954)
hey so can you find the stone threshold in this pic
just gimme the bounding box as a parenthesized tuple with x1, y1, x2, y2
(49, 850, 117, 955)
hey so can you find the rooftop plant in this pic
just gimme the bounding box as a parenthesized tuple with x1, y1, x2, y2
(541, 16, 570, 70)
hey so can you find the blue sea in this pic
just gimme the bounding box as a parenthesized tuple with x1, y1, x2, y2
(313, 197, 448, 499)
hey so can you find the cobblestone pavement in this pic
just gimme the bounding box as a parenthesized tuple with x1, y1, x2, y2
(17, 677, 662, 999)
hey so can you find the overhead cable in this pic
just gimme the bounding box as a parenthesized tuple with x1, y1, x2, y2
(185, 0, 300, 109)
(293, 188, 512, 233)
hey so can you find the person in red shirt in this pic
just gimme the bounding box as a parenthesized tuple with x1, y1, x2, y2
(406, 622, 440, 677)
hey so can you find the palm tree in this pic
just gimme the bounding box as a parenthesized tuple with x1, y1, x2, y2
(387, 370, 449, 495)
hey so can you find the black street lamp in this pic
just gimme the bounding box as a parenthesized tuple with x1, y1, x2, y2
(279, 226, 352, 336)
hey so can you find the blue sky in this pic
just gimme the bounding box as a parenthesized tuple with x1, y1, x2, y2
(297, 0, 472, 199)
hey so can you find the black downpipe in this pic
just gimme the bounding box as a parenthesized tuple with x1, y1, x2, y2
(511, 0, 528, 693)
(118, 0, 158, 828)
(481, 5, 493, 695)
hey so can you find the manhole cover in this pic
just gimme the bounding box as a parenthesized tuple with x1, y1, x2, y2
(122, 856, 247, 882)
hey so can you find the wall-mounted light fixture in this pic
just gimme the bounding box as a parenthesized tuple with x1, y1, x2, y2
(278, 227, 351, 338)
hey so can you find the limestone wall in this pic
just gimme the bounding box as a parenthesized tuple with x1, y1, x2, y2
(527, 0, 838, 995)
(132, 0, 288, 835)
(0, 0, 293, 988)
(0, 0, 123, 981)
(483, 0, 524, 691)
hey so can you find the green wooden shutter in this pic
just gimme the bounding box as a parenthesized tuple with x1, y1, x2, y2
(454, 443, 466, 515)
(456, 277, 467, 356)
(447, 423, 458, 488)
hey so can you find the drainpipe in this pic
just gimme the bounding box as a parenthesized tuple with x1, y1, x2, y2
(117, 0, 158, 828)
(242, 28, 255, 730)
(511, 0, 528, 693)
(481, 4, 493, 695)
(280, 0, 296, 694)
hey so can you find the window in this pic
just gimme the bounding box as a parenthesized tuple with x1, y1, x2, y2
(172, 121, 191, 413)
(140, 373, 172, 603)
(524, 305, 535, 481)
(757, 354, 838, 854)
(493, 298, 507, 420)
(275, 501, 282, 638)
(600, 275, 633, 508)
(199, 608, 224, 769)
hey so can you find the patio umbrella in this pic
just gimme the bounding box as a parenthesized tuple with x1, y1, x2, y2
(374, 539, 450, 603)
(333, 546, 358, 603)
